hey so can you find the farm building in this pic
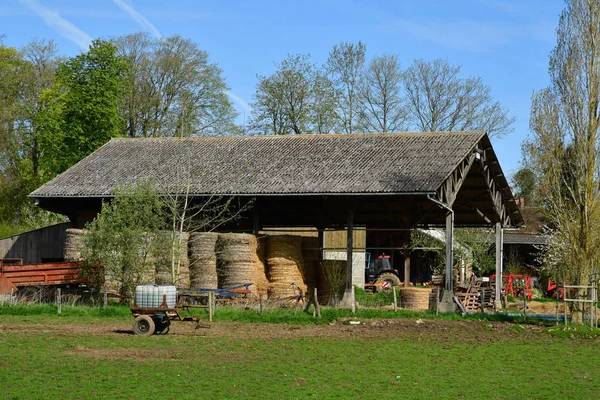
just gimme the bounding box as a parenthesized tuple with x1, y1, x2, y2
(11, 131, 522, 309)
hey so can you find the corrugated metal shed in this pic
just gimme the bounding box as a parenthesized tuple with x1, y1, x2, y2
(31, 131, 486, 198)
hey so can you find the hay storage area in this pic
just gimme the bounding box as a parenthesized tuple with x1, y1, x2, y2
(188, 232, 219, 289)
(399, 287, 430, 311)
(266, 235, 307, 298)
(301, 236, 320, 294)
(216, 233, 268, 293)
(63, 228, 84, 262)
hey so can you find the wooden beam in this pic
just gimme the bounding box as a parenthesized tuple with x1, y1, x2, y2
(446, 211, 454, 292)
(495, 222, 503, 310)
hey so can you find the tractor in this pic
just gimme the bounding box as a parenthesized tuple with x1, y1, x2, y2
(365, 253, 402, 291)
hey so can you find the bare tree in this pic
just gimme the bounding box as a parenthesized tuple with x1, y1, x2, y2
(357, 54, 407, 133)
(327, 41, 366, 134)
(403, 59, 514, 139)
(524, 0, 600, 320)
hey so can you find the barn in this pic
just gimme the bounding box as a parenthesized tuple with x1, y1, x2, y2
(21, 131, 522, 309)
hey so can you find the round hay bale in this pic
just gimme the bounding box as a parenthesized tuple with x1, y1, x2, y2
(189, 232, 219, 289)
(216, 233, 268, 293)
(399, 287, 430, 311)
(266, 235, 307, 298)
(63, 228, 84, 262)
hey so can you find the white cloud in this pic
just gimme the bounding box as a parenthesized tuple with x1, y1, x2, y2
(226, 91, 252, 114)
(20, 0, 91, 50)
(389, 17, 555, 53)
(113, 0, 162, 39)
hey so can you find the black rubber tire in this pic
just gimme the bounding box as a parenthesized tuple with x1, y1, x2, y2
(133, 315, 155, 336)
(154, 319, 171, 335)
(375, 272, 402, 292)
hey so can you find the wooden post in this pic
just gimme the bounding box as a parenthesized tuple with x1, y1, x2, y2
(480, 289, 485, 313)
(103, 290, 108, 310)
(523, 289, 527, 320)
(314, 288, 321, 318)
(393, 287, 398, 312)
(259, 293, 263, 316)
(57, 288, 62, 314)
(208, 291, 214, 322)
(252, 209, 260, 235)
(9, 288, 14, 306)
(564, 289, 567, 327)
(346, 208, 354, 292)
(445, 211, 454, 293)
(404, 253, 411, 288)
(494, 222, 503, 310)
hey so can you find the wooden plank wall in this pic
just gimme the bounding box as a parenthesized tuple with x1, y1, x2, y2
(0, 222, 71, 264)
(261, 227, 366, 250)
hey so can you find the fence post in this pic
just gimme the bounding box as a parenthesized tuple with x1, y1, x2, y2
(351, 287, 356, 314)
(208, 291, 214, 322)
(259, 293, 263, 316)
(57, 288, 62, 314)
(392, 287, 398, 313)
(9, 287, 14, 306)
(103, 290, 108, 310)
(314, 287, 321, 319)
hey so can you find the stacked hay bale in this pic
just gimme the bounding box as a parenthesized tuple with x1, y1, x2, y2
(63, 228, 84, 262)
(216, 233, 268, 293)
(300, 236, 320, 295)
(266, 235, 307, 298)
(188, 232, 219, 289)
(399, 287, 430, 311)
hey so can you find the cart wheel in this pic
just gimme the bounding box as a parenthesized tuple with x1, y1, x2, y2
(133, 315, 155, 336)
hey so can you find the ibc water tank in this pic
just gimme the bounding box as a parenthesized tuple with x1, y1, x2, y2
(135, 285, 177, 308)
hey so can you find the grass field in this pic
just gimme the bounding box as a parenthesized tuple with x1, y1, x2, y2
(1, 306, 599, 399)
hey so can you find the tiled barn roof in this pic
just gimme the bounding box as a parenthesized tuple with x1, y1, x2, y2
(31, 131, 487, 197)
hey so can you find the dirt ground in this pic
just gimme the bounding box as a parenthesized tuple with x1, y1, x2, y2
(0, 317, 558, 343)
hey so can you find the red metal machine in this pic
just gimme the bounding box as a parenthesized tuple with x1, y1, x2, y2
(490, 273, 533, 300)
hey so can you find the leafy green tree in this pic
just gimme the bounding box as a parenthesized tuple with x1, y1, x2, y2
(39, 39, 129, 176)
(524, 0, 600, 321)
(81, 181, 168, 297)
(250, 54, 336, 135)
(113, 33, 238, 137)
(327, 41, 366, 133)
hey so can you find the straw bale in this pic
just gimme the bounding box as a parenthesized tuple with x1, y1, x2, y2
(216, 233, 268, 293)
(63, 228, 84, 262)
(189, 232, 219, 289)
(266, 235, 307, 298)
(399, 287, 430, 311)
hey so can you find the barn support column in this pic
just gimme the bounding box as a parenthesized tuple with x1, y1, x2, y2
(404, 254, 411, 287)
(437, 210, 456, 313)
(340, 208, 355, 310)
(494, 222, 504, 310)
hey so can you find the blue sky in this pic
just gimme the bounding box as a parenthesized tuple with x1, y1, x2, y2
(0, 0, 565, 178)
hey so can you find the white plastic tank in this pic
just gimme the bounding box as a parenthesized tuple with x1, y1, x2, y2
(135, 285, 177, 308)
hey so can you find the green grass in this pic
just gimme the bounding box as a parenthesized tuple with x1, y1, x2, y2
(1, 319, 599, 399)
(0, 303, 131, 319)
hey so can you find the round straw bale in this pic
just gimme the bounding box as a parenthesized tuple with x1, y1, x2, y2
(189, 232, 219, 289)
(266, 235, 307, 298)
(216, 233, 268, 293)
(63, 228, 84, 262)
(399, 287, 430, 311)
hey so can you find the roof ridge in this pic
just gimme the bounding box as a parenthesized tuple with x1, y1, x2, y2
(109, 131, 486, 142)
